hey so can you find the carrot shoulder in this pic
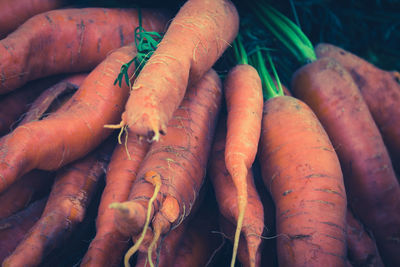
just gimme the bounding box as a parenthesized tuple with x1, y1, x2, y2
(315, 43, 400, 169)
(291, 57, 400, 266)
(119, 0, 238, 140)
(0, 8, 169, 94)
(0, 45, 136, 194)
(81, 136, 150, 267)
(259, 96, 347, 266)
(111, 69, 222, 266)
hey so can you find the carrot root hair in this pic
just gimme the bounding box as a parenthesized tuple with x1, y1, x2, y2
(109, 171, 162, 267)
(231, 175, 248, 267)
(147, 224, 162, 267)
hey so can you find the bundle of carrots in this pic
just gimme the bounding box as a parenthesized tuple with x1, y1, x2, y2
(0, 0, 399, 266)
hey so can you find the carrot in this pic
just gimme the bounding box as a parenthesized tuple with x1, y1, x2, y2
(81, 136, 150, 267)
(209, 117, 264, 267)
(2, 140, 114, 267)
(0, 0, 66, 39)
(0, 170, 53, 220)
(172, 193, 221, 267)
(0, 8, 170, 94)
(346, 209, 384, 267)
(114, 0, 238, 141)
(315, 43, 400, 170)
(0, 45, 137, 194)
(19, 73, 87, 124)
(0, 198, 46, 263)
(135, 218, 189, 267)
(291, 57, 400, 266)
(111, 69, 222, 267)
(259, 96, 347, 266)
(0, 76, 62, 136)
(223, 63, 264, 267)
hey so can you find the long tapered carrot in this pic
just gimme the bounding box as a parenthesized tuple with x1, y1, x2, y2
(315, 43, 400, 170)
(0, 45, 137, 195)
(223, 63, 264, 267)
(209, 118, 264, 267)
(259, 96, 347, 266)
(111, 69, 222, 267)
(114, 0, 238, 141)
(0, 198, 47, 263)
(0, 8, 170, 94)
(81, 136, 150, 267)
(291, 57, 400, 266)
(0, 0, 66, 39)
(2, 141, 114, 267)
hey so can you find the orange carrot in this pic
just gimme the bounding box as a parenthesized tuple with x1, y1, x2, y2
(223, 64, 264, 267)
(0, 76, 62, 136)
(0, 45, 137, 194)
(291, 57, 400, 266)
(0, 170, 53, 220)
(259, 96, 347, 266)
(111, 69, 222, 267)
(2, 141, 114, 267)
(0, 0, 66, 39)
(346, 209, 384, 267)
(315, 43, 400, 170)
(0, 198, 46, 263)
(0, 8, 170, 94)
(116, 0, 238, 141)
(81, 136, 150, 267)
(209, 117, 264, 267)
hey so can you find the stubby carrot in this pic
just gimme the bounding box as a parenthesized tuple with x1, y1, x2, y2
(116, 0, 238, 141)
(259, 96, 347, 266)
(81, 136, 150, 267)
(0, 8, 169, 94)
(0, 45, 137, 194)
(0, 0, 66, 39)
(346, 209, 384, 267)
(0, 170, 52, 220)
(0, 198, 46, 263)
(209, 118, 264, 267)
(315, 43, 400, 170)
(223, 64, 264, 267)
(111, 69, 222, 267)
(291, 57, 400, 266)
(2, 141, 113, 267)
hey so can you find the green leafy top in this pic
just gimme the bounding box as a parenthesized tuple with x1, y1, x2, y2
(114, 9, 164, 88)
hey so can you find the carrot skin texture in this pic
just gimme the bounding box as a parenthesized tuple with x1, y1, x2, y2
(0, 0, 66, 38)
(0, 8, 169, 94)
(121, 0, 238, 138)
(291, 57, 400, 266)
(2, 142, 113, 267)
(259, 96, 347, 266)
(315, 43, 400, 169)
(346, 209, 384, 267)
(0, 170, 53, 220)
(0, 198, 46, 263)
(114, 69, 222, 240)
(0, 45, 138, 194)
(81, 137, 150, 267)
(209, 119, 264, 267)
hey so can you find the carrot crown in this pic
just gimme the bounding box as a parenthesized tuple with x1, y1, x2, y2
(114, 8, 163, 88)
(251, 1, 316, 64)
